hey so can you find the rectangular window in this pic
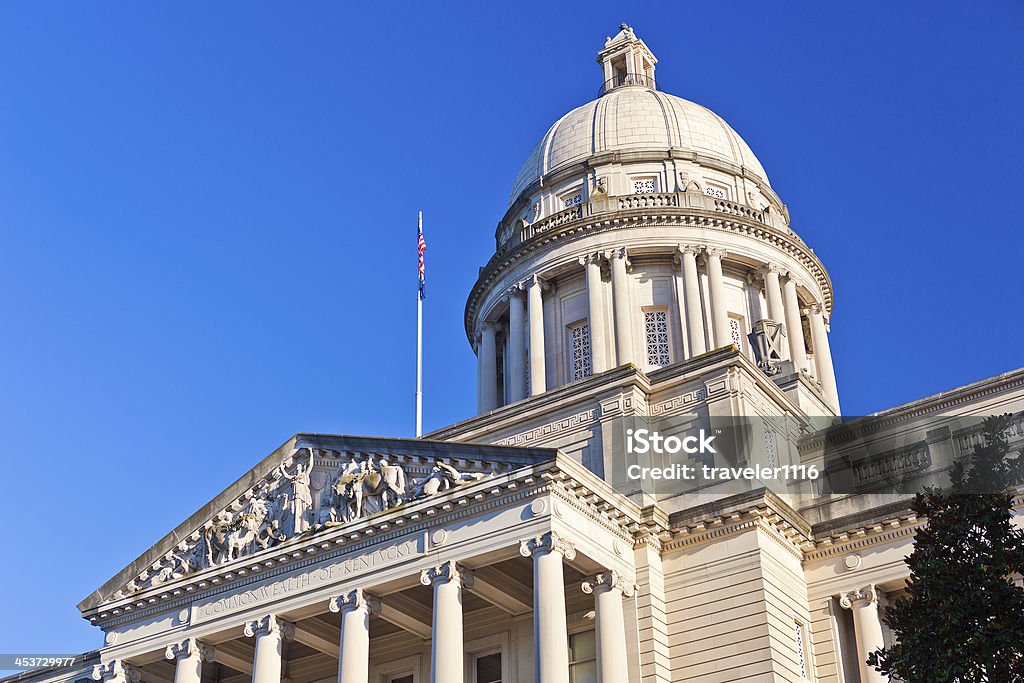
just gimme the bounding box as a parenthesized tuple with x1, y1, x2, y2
(570, 322, 592, 381)
(704, 184, 728, 199)
(568, 631, 597, 683)
(644, 310, 671, 367)
(473, 652, 502, 683)
(632, 177, 656, 194)
(794, 621, 808, 679)
(389, 676, 414, 683)
(764, 429, 778, 469)
(562, 190, 583, 208)
(729, 316, 744, 350)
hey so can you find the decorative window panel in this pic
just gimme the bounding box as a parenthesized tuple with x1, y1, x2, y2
(644, 311, 671, 367)
(729, 317, 743, 349)
(794, 622, 807, 678)
(632, 177, 656, 194)
(562, 191, 583, 208)
(764, 429, 777, 469)
(704, 184, 728, 199)
(570, 323, 592, 381)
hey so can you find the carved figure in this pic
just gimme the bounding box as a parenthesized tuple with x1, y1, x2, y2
(278, 455, 314, 535)
(333, 457, 407, 521)
(411, 460, 488, 498)
(204, 498, 269, 566)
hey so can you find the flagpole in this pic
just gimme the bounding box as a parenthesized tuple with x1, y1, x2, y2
(415, 211, 423, 438)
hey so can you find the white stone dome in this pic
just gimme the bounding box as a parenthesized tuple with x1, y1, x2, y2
(508, 86, 769, 206)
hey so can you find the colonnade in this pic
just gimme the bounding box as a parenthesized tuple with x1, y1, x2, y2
(145, 534, 631, 683)
(476, 245, 839, 413)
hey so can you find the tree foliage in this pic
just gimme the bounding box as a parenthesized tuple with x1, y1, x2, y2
(867, 415, 1024, 682)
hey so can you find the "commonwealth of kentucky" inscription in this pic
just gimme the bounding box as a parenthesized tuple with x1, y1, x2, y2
(193, 538, 420, 623)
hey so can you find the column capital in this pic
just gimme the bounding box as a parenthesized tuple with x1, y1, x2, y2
(758, 262, 782, 277)
(604, 246, 629, 262)
(519, 531, 577, 560)
(581, 569, 636, 598)
(677, 244, 701, 257)
(164, 638, 214, 663)
(329, 588, 382, 615)
(92, 662, 142, 683)
(784, 272, 805, 289)
(839, 584, 879, 609)
(420, 560, 475, 588)
(704, 246, 728, 259)
(505, 283, 526, 298)
(243, 614, 295, 640)
(578, 251, 603, 267)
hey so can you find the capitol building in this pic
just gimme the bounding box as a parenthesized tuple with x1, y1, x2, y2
(10, 25, 1024, 683)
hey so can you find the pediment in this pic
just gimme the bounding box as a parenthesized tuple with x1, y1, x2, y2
(79, 434, 556, 614)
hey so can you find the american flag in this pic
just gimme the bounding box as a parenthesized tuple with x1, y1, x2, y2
(417, 221, 427, 300)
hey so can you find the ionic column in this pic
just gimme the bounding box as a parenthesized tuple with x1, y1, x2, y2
(165, 639, 214, 683)
(808, 304, 840, 412)
(527, 275, 546, 395)
(244, 615, 294, 683)
(329, 589, 381, 683)
(508, 288, 527, 402)
(582, 570, 634, 683)
(840, 586, 886, 683)
(521, 532, 576, 683)
(762, 264, 786, 324)
(782, 275, 808, 373)
(421, 561, 474, 683)
(92, 661, 141, 683)
(478, 322, 498, 412)
(678, 246, 706, 356)
(608, 248, 634, 366)
(704, 248, 731, 349)
(579, 253, 608, 373)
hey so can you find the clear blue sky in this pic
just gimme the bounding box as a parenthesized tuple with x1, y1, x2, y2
(1, 0, 1021, 658)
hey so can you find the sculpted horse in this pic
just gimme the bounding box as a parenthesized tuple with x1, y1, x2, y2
(205, 498, 269, 566)
(335, 459, 406, 522)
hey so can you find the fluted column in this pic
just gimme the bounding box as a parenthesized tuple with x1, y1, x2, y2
(782, 275, 808, 373)
(328, 589, 381, 683)
(704, 248, 731, 349)
(478, 322, 498, 412)
(840, 586, 886, 683)
(582, 570, 634, 683)
(678, 246, 706, 356)
(808, 304, 840, 412)
(521, 532, 576, 683)
(527, 275, 546, 395)
(244, 615, 294, 683)
(608, 248, 634, 366)
(421, 561, 474, 683)
(579, 253, 608, 373)
(165, 639, 214, 683)
(508, 288, 527, 402)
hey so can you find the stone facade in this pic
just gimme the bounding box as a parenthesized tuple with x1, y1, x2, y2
(7, 24, 1024, 683)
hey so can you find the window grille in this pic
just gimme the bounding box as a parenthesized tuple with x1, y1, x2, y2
(764, 429, 777, 469)
(729, 317, 743, 349)
(632, 178, 656, 194)
(570, 323, 592, 381)
(644, 311, 671, 367)
(704, 185, 727, 199)
(794, 622, 808, 678)
(563, 191, 583, 208)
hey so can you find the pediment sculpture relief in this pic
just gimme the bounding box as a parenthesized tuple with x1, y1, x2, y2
(119, 452, 495, 599)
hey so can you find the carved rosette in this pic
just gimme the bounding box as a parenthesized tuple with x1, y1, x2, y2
(519, 531, 577, 561)
(419, 560, 475, 589)
(243, 614, 295, 640)
(92, 661, 141, 683)
(839, 584, 878, 610)
(581, 569, 636, 598)
(164, 638, 215, 663)
(328, 588, 382, 615)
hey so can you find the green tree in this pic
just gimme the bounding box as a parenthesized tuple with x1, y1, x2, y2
(868, 415, 1024, 681)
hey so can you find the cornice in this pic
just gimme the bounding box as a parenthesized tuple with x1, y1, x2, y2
(466, 208, 832, 342)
